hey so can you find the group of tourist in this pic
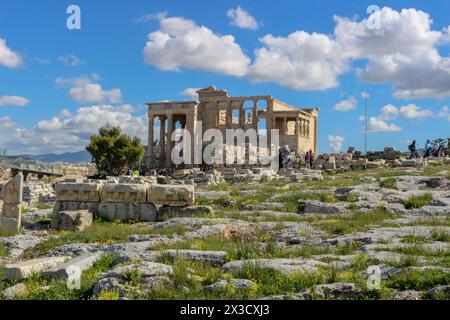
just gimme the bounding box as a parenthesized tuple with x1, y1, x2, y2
(408, 138, 450, 159)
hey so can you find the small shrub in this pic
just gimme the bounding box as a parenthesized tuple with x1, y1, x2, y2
(0, 243, 8, 257)
(97, 290, 120, 300)
(387, 270, 450, 291)
(431, 229, 450, 242)
(379, 177, 397, 189)
(403, 194, 433, 209)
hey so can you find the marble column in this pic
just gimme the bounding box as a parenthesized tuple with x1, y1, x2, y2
(166, 114, 174, 166)
(159, 115, 166, 157)
(147, 115, 154, 168)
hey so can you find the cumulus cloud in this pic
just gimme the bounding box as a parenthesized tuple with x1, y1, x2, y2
(55, 74, 122, 103)
(0, 105, 148, 154)
(328, 135, 344, 152)
(142, 8, 450, 97)
(398, 104, 433, 119)
(367, 117, 401, 132)
(0, 38, 22, 68)
(335, 7, 450, 99)
(380, 104, 399, 120)
(249, 31, 347, 90)
(227, 6, 260, 30)
(0, 95, 29, 107)
(59, 54, 85, 66)
(180, 88, 200, 100)
(334, 97, 357, 112)
(143, 15, 250, 76)
(367, 103, 432, 132)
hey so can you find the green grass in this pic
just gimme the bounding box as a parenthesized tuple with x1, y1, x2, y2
(0, 243, 8, 257)
(21, 221, 154, 259)
(143, 258, 253, 300)
(431, 229, 450, 242)
(276, 192, 337, 213)
(401, 235, 432, 244)
(379, 177, 397, 189)
(403, 194, 433, 209)
(387, 269, 450, 291)
(235, 263, 324, 297)
(17, 254, 116, 300)
(314, 207, 395, 235)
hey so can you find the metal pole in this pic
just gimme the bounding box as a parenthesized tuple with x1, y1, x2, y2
(364, 95, 368, 154)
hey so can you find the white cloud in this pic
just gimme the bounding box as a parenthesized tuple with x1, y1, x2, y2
(59, 54, 85, 66)
(328, 135, 344, 152)
(227, 6, 260, 30)
(249, 31, 347, 90)
(0, 95, 29, 107)
(134, 11, 167, 24)
(56, 74, 122, 103)
(398, 104, 433, 120)
(380, 104, 399, 120)
(0, 38, 22, 68)
(141, 8, 450, 97)
(143, 15, 250, 76)
(180, 88, 200, 100)
(437, 106, 449, 118)
(336, 7, 450, 99)
(0, 105, 148, 154)
(334, 97, 357, 112)
(367, 117, 401, 132)
(361, 91, 370, 99)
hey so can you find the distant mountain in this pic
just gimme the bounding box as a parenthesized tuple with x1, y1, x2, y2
(19, 150, 92, 164)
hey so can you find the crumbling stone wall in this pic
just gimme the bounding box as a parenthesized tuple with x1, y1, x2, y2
(53, 179, 195, 222)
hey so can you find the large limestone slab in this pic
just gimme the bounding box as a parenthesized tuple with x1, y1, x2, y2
(4, 256, 70, 281)
(51, 210, 93, 232)
(147, 184, 194, 206)
(3, 174, 23, 204)
(43, 252, 102, 279)
(53, 201, 99, 215)
(55, 183, 101, 202)
(100, 184, 147, 203)
(98, 202, 157, 222)
(160, 249, 228, 266)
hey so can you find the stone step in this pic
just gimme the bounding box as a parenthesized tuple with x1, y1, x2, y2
(43, 252, 103, 279)
(4, 256, 70, 281)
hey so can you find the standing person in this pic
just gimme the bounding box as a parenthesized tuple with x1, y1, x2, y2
(305, 151, 311, 169)
(309, 149, 314, 168)
(408, 140, 416, 159)
(424, 140, 432, 158)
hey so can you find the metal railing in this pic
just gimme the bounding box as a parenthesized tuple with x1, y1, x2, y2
(0, 158, 66, 176)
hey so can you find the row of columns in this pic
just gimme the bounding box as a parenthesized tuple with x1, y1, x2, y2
(279, 117, 310, 137)
(148, 112, 196, 168)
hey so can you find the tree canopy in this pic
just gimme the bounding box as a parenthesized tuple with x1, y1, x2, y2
(86, 124, 144, 176)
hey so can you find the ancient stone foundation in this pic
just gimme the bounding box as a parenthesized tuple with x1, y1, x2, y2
(0, 173, 23, 233)
(53, 180, 195, 223)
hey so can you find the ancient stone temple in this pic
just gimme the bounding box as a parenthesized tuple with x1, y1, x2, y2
(146, 86, 319, 168)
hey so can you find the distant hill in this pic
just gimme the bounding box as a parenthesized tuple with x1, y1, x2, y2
(19, 150, 92, 164)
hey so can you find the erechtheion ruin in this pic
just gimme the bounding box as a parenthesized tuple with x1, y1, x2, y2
(146, 86, 319, 168)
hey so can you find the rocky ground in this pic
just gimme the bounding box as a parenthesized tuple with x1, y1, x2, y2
(0, 164, 449, 300)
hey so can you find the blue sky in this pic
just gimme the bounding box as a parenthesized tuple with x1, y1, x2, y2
(0, 0, 449, 155)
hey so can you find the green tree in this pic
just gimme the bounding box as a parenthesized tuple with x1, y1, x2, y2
(86, 124, 144, 176)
